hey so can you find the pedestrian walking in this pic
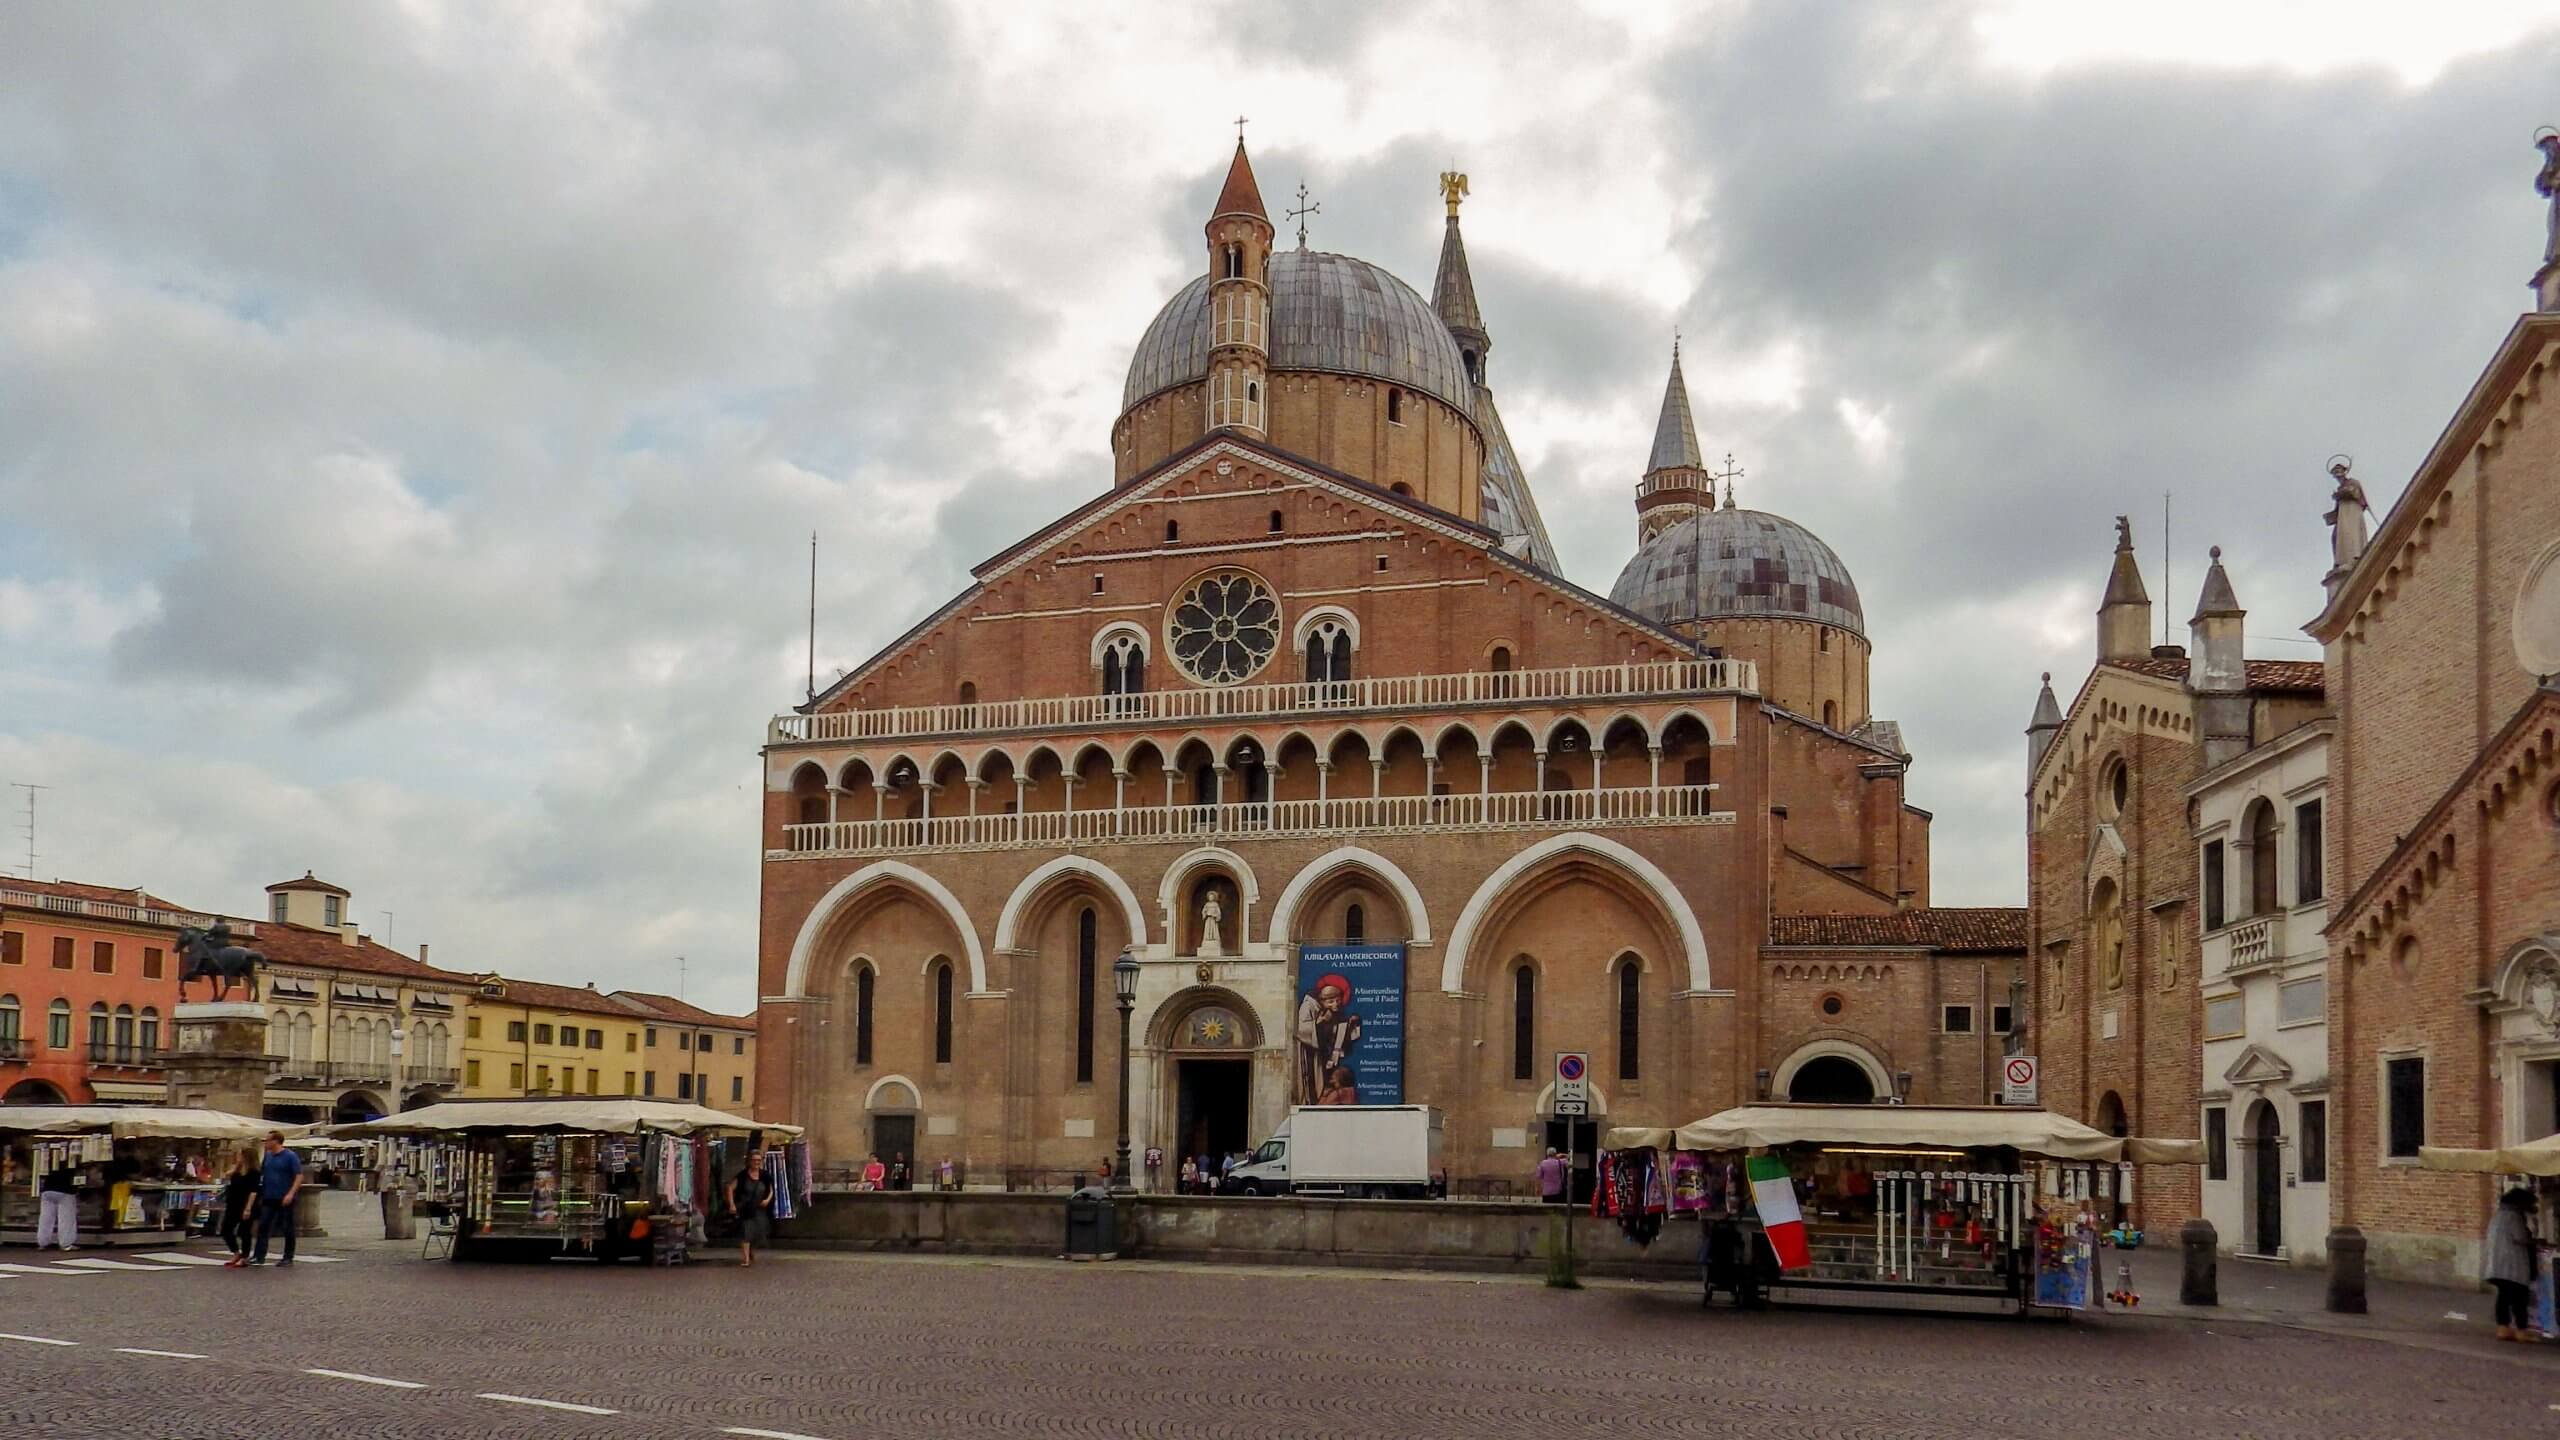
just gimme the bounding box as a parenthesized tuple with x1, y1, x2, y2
(2485, 1186, 2541, 1342)
(218, 1150, 259, 1267)
(248, 1130, 304, 1267)
(729, 1150, 775, 1269)
(859, 1152, 886, 1191)
(35, 1156, 79, 1251)
(1536, 1147, 1567, 1204)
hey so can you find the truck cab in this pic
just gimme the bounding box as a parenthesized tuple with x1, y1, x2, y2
(1227, 1121, 1290, 1196)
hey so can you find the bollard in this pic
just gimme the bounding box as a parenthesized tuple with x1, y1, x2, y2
(2326, 1226, 2368, 1314)
(2179, 1218, 2218, 1306)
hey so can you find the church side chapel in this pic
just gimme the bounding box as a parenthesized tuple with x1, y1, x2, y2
(754, 138, 2022, 1184)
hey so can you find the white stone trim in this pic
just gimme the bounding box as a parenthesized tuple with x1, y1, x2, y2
(1263, 846, 1434, 946)
(1157, 846, 1261, 942)
(991, 854, 1152, 954)
(1771, 1039, 1892, 1100)
(1291, 604, 1361, 651)
(862, 1074, 922, 1112)
(784, 861, 986, 996)
(1439, 831, 1711, 994)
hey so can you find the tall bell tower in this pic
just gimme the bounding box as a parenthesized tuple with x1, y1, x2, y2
(1205, 136, 1273, 437)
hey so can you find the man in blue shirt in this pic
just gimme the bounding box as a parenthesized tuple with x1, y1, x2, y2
(249, 1131, 304, 1267)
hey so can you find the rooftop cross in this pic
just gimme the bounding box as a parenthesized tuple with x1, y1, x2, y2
(1286, 181, 1321, 251)
(1235, 114, 1249, 145)
(1708, 452, 1744, 509)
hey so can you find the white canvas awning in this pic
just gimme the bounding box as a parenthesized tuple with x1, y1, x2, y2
(0, 1105, 279, 1142)
(1605, 1104, 2203, 1165)
(2421, 1137, 2560, 1177)
(325, 1098, 800, 1139)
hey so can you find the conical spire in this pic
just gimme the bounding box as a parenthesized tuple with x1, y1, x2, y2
(1213, 140, 1268, 222)
(1433, 171, 1489, 383)
(1647, 340, 1705, 474)
(2027, 671, 2064, 771)
(2190, 544, 2242, 621)
(2102, 514, 2149, 606)
(2096, 515, 2154, 662)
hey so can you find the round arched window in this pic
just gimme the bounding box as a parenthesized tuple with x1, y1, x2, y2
(1167, 569, 1280, 686)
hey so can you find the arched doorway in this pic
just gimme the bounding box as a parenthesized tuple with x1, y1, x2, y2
(331, 1090, 385, 1124)
(399, 1088, 444, 1113)
(865, 1078, 920, 1183)
(2, 1079, 66, 1105)
(2094, 1090, 2128, 1136)
(2244, 1099, 2284, 1255)
(1788, 1057, 1877, 1104)
(1157, 990, 1259, 1180)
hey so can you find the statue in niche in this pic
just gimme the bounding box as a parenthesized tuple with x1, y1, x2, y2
(1196, 888, 1225, 958)
(2522, 952, 2560, 1036)
(2537, 129, 2559, 268)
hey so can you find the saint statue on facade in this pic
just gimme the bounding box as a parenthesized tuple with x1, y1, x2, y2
(2536, 129, 2560, 266)
(1196, 889, 1225, 958)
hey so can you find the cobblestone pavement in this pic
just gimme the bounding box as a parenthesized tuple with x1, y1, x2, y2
(1, 1228, 2553, 1439)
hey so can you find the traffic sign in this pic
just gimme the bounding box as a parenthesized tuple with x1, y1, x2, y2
(1554, 1051, 1590, 1115)
(2002, 1054, 2039, 1106)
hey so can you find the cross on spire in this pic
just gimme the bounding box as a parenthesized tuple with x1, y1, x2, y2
(1235, 114, 1249, 145)
(1708, 452, 1744, 509)
(1285, 181, 1321, 251)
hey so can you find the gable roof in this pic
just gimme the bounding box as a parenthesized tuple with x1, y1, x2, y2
(241, 918, 472, 988)
(2329, 680, 2560, 940)
(2102, 656, 2325, 692)
(610, 990, 754, 1030)
(1768, 907, 2028, 953)
(801, 431, 1705, 714)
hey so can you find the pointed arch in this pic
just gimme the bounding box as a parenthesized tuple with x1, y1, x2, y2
(1158, 846, 1262, 935)
(992, 855, 1150, 954)
(1771, 1039, 1890, 1101)
(784, 860, 986, 996)
(1265, 846, 1433, 945)
(1441, 832, 1711, 994)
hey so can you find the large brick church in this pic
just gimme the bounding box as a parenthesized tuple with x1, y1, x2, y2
(753, 142, 2023, 1184)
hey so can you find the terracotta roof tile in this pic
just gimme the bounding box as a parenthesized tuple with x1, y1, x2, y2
(609, 991, 754, 1030)
(264, 871, 351, 898)
(1769, 908, 2029, 953)
(1212, 141, 1267, 220)
(2102, 656, 2324, 692)
(237, 918, 472, 987)
(478, 975, 653, 1020)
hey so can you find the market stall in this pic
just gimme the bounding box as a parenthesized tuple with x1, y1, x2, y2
(0, 1106, 275, 1249)
(1604, 1105, 2205, 1314)
(329, 1099, 805, 1265)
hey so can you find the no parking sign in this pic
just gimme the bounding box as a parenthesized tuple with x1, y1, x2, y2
(2003, 1054, 2039, 1105)
(1554, 1051, 1590, 1116)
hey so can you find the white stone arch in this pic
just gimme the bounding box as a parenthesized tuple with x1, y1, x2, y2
(1441, 832, 1712, 994)
(1541, 713, 1598, 752)
(1158, 846, 1261, 941)
(992, 854, 1151, 954)
(1657, 706, 1719, 745)
(862, 1074, 922, 1111)
(1290, 603, 1361, 651)
(785, 860, 987, 997)
(1771, 1038, 1893, 1100)
(1426, 718, 1483, 755)
(1264, 846, 1434, 946)
(1595, 709, 1654, 747)
(1090, 620, 1151, 666)
(1532, 1078, 1609, 1115)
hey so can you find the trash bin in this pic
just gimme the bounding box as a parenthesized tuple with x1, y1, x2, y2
(380, 1186, 416, 1242)
(1064, 1186, 1117, 1259)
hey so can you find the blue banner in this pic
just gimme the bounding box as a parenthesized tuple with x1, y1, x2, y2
(1294, 944, 1406, 1106)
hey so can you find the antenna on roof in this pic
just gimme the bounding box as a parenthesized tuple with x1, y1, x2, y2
(676, 954, 687, 1003)
(7, 782, 46, 881)
(806, 531, 819, 704)
(2162, 491, 2172, 649)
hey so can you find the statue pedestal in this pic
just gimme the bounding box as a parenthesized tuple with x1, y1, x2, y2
(165, 1002, 271, 1120)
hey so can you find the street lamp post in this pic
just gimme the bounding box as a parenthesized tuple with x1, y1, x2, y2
(1112, 948, 1140, 1195)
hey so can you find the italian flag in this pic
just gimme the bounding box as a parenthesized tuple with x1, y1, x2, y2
(1746, 1155, 1810, 1270)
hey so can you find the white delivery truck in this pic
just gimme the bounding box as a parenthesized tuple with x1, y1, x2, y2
(1226, 1105, 1443, 1199)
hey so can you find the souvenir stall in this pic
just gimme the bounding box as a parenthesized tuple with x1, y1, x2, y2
(2421, 1135, 2560, 1337)
(0, 1106, 276, 1249)
(1603, 1105, 2203, 1315)
(330, 1099, 805, 1266)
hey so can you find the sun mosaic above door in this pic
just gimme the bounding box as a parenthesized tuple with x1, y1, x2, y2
(1166, 568, 1281, 686)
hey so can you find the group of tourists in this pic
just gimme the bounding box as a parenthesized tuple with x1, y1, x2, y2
(211, 1132, 309, 1268)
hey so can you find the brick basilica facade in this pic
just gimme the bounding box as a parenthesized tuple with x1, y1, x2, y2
(753, 143, 2023, 1184)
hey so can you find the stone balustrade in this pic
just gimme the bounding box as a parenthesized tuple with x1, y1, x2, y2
(2225, 913, 2282, 973)
(770, 658, 1756, 747)
(775, 783, 1727, 859)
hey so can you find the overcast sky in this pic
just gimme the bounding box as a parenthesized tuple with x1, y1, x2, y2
(3, 2, 2557, 1013)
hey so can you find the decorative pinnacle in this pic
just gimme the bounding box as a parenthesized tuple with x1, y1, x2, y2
(1285, 181, 1321, 251)
(1439, 170, 1469, 218)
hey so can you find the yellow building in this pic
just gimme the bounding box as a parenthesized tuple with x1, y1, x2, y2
(459, 976, 653, 1099)
(607, 992, 756, 1110)
(253, 873, 469, 1124)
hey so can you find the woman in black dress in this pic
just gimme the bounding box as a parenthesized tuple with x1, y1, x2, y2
(218, 1150, 259, 1268)
(729, 1150, 774, 1269)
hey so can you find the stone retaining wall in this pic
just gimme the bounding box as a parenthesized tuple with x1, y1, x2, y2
(782, 1192, 1692, 1280)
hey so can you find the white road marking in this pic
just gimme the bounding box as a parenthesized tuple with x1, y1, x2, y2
(276, 1254, 343, 1263)
(479, 1393, 619, 1415)
(52, 1257, 185, 1272)
(133, 1251, 235, 1266)
(115, 1347, 207, 1359)
(724, 1429, 839, 1440)
(305, 1368, 427, 1389)
(0, 1334, 77, 1346)
(0, 1263, 99, 1276)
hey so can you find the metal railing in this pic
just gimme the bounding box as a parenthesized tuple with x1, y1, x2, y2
(405, 1066, 462, 1088)
(771, 658, 1757, 746)
(85, 1046, 167, 1071)
(0, 1036, 25, 1062)
(780, 784, 1728, 858)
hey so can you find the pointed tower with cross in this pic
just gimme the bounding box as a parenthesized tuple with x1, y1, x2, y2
(1204, 138, 1273, 437)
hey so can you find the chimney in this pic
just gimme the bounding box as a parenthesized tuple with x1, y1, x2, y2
(2096, 516, 2153, 663)
(417, 942, 429, 966)
(339, 923, 358, 947)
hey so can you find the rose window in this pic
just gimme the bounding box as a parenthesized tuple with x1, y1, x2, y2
(1166, 569, 1280, 686)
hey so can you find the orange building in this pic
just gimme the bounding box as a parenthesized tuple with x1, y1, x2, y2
(0, 878, 205, 1105)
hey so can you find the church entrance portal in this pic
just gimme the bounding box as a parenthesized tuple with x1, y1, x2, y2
(1176, 1059, 1250, 1174)
(1787, 1056, 1876, 1104)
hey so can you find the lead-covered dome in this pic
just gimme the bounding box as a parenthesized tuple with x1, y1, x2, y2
(1609, 507, 1866, 636)
(1122, 250, 1474, 415)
